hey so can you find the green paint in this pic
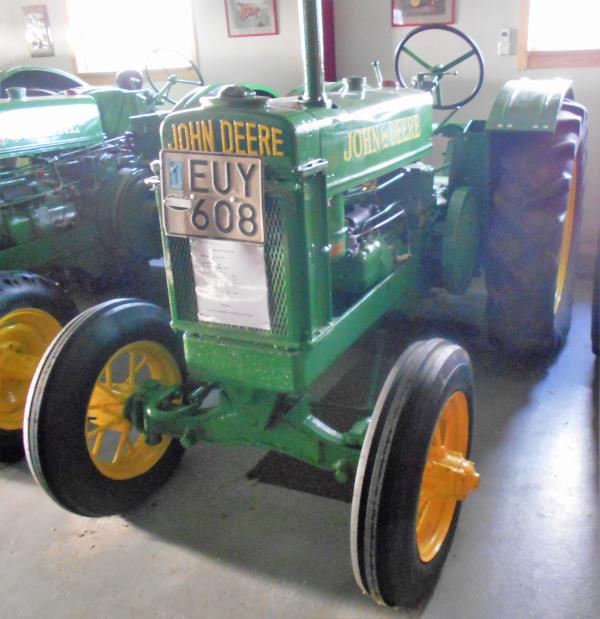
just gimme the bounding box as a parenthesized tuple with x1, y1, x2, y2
(0, 95, 103, 159)
(126, 381, 361, 475)
(0, 66, 217, 283)
(132, 1, 582, 483)
(442, 186, 480, 295)
(82, 88, 152, 138)
(486, 78, 573, 132)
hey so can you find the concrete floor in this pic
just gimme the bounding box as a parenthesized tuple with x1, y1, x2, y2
(1, 277, 598, 619)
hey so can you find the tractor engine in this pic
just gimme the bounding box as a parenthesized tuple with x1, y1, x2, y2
(0, 86, 162, 279)
(331, 164, 434, 301)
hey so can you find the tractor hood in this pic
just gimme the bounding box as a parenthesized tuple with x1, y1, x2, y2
(0, 91, 104, 159)
(160, 82, 433, 194)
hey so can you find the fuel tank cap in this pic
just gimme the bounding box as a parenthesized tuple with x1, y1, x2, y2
(219, 84, 254, 99)
(343, 76, 367, 93)
(217, 84, 268, 107)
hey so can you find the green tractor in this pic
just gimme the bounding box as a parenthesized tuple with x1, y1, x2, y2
(0, 62, 189, 463)
(0, 63, 278, 462)
(24, 0, 587, 608)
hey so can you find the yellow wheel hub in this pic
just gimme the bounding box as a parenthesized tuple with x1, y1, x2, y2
(86, 341, 181, 480)
(0, 308, 61, 431)
(555, 161, 579, 314)
(416, 391, 480, 563)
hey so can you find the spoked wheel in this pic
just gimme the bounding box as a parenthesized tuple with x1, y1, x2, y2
(485, 100, 588, 358)
(0, 272, 75, 463)
(351, 339, 480, 607)
(25, 299, 185, 516)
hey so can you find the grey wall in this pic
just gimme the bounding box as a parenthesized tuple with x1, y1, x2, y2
(2, 0, 598, 254)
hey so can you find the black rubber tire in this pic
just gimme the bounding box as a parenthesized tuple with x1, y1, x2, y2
(485, 101, 588, 358)
(351, 338, 475, 608)
(592, 236, 599, 355)
(24, 298, 185, 516)
(0, 271, 76, 463)
(91, 167, 161, 291)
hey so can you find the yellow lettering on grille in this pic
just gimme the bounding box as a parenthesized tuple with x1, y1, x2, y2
(165, 119, 285, 157)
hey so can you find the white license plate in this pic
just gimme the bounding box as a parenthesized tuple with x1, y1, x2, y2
(161, 151, 264, 244)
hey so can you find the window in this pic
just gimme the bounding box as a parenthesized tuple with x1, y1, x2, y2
(519, 0, 600, 69)
(66, 0, 197, 75)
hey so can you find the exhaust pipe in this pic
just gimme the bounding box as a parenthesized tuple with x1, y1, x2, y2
(299, 0, 330, 108)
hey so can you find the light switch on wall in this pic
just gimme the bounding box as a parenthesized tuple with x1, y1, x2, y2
(498, 28, 513, 56)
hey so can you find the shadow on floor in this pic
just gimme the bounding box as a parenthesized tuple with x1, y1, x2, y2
(0, 458, 36, 485)
(123, 280, 565, 608)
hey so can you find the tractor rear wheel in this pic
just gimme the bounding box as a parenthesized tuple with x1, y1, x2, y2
(91, 167, 162, 292)
(592, 236, 599, 356)
(351, 339, 479, 607)
(25, 299, 184, 516)
(485, 101, 588, 358)
(0, 272, 76, 463)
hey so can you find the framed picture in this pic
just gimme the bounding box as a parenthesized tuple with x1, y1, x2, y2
(225, 0, 279, 38)
(392, 0, 456, 27)
(22, 5, 54, 57)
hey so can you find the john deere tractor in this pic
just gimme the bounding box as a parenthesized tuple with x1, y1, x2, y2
(24, 0, 587, 608)
(0, 63, 278, 462)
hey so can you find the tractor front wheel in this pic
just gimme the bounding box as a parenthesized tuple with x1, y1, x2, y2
(350, 339, 479, 607)
(25, 299, 185, 516)
(485, 101, 588, 358)
(0, 272, 76, 462)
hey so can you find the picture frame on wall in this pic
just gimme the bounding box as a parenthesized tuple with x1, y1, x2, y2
(22, 4, 55, 57)
(392, 0, 456, 27)
(225, 0, 279, 38)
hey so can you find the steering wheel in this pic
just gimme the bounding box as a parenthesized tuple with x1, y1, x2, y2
(394, 24, 484, 110)
(144, 48, 204, 104)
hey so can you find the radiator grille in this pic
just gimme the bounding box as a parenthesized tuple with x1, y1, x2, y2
(263, 197, 288, 335)
(167, 196, 289, 336)
(167, 236, 197, 322)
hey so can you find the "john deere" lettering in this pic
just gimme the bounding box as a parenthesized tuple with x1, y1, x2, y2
(343, 115, 421, 162)
(166, 119, 285, 157)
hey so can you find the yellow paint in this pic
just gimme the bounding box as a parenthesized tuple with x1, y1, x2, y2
(555, 160, 579, 314)
(258, 124, 272, 156)
(220, 119, 235, 154)
(167, 119, 285, 157)
(0, 309, 61, 432)
(85, 341, 181, 481)
(416, 390, 480, 563)
(246, 122, 258, 155)
(343, 114, 422, 162)
(167, 120, 217, 152)
(233, 120, 245, 154)
(271, 127, 285, 157)
(201, 120, 215, 151)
